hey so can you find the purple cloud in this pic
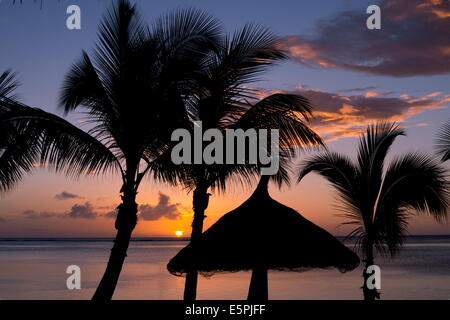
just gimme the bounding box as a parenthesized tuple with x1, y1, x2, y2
(23, 210, 60, 219)
(54, 191, 83, 200)
(280, 0, 450, 77)
(23, 202, 98, 219)
(139, 193, 182, 221)
(103, 210, 118, 219)
(66, 202, 97, 219)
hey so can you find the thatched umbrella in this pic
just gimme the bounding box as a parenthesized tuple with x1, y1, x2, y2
(168, 176, 360, 300)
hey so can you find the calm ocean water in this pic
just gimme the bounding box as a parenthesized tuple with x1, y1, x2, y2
(0, 236, 449, 300)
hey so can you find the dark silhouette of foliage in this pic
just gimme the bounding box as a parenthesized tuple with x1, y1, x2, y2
(163, 24, 324, 300)
(0, 0, 221, 300)
(436, 120, 450, 161)
(298, 123, 449, 300)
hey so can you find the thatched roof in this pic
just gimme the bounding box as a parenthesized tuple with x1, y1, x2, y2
(168, 180, 360, 276)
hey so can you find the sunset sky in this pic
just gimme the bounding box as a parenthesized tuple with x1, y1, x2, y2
(0, 0, 449, 237)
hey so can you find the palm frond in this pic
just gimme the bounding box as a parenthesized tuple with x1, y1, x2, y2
(60, 51, 111, 115)
(233, 93, 324, 150)
(0, 122, 40, 192)
(1, 101, 121, 181)
(357, 123, 405, 174)
(226, 23, 287, 83)
(343, 226, 366, 251)
(373, 208, 409, 257)
(373, 152, 448, 256)
(377, 152, 449, 224)
(94, 0, 149, 102)
(0, 70, 19, 101)
(435, 120, 450, 162)
(0, 70, 25, 191)
(269, 149, 293, 188)
(298, 152, 362, 224)
(188, 24, 287, 129)
(152, 7, 221, 60)
(356, 123, 405, 222)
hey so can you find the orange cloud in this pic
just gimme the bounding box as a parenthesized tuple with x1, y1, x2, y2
(426, 92, 442, 98)
(253, 87, 449, 141)
(279, 37, 336, 68)
(365, 92, 379, 98)
(339, 104, 359, 114)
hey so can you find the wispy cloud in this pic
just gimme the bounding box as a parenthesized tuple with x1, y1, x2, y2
(415, 122, 432, 127)
(257, 87, 448, 141)
(23, 210, 60, 219)
(21, 192, 184, 222)
(339, 86, 379, 93)
(364, 91, 395, 98)
(23, 202, 98, 219)
(280, 0, 450, 77)
(54, 191, 84, 201)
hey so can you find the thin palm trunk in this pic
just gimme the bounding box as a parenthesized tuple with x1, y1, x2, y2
(362, 243, 379, 301)
(247, 267, 268, 300)
(184, 184, 209, 300)
(92, 185, 138, 300)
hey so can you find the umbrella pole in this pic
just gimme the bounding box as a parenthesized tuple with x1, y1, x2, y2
(247, 267, 268, 300)
(184, 269, 198, 300)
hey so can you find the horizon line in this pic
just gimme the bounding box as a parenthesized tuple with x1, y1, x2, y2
(1, 234, 449, 240)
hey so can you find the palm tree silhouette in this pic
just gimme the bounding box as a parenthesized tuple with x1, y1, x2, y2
(436, 120, 450, 161)
(0, 70, 26, 192)
(0, 70, 50, 193)
(298, 123, 449, 300)
(0, 0, 221, 300)
(164, 25, 324, 300)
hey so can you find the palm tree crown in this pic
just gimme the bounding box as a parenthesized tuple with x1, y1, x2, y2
(173, 24, 324, 190)
(0, 0, 222, 300)
(165, 23, 324, 300)
(298, 123, 449, 299)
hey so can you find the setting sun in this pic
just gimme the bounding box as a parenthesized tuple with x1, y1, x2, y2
(175, 231, 184, 237)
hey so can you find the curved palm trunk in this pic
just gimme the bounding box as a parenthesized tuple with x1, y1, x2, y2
(92, 187, 138, 300)
(362, 244, 380, 300)
(184, 184, 210, 300)
(247, 267, 268, 300)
